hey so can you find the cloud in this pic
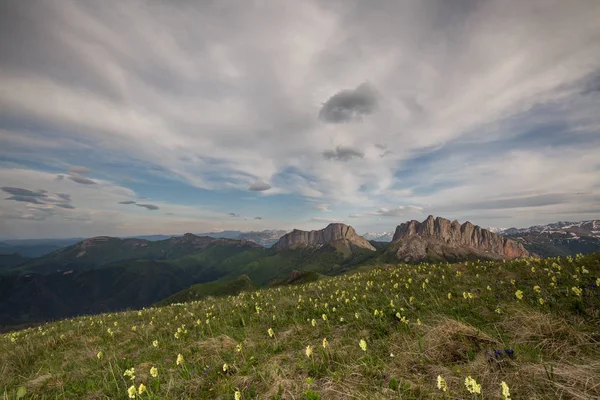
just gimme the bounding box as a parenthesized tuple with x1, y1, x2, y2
(118, 200, 137, 205)
(313, 203, 331, 212)
(1, 187, 47, 197)
(55, 174, 65, 180)
(0, 1, 599, 233)
(248, 181, 272, 191)
(228, 212, 240, 217)
(323, 146, 364, 162)
(372, 205, 424, 217)
(318, 82, 378, 123)
(56, 193, 71, 201)
(5, 195, 46, 204)
(254, 216, 263, 219)
(135, 203, 159, 210)
(348, 213, 364, 218)
(68, 166, 91, 175)
(68, 174, 97, 185)
(55, 203, 76, 209)
(310, 217, 344, 223)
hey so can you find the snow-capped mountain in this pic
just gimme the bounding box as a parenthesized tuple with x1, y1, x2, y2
(362, 232, 394, 242)
(498, 219, 600, 257)
(499, 220, 600, 236)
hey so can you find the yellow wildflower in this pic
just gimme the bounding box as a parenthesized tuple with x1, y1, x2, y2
(123, 367, 135, 381)
(223, 363, 229, 372)
(571, 286, 582, 296)
(515, 290, 524, 300)
(234, 390, 242, 400)
(150, 367, 158, 378)
(176, 353, 184, 366)
(138, 384, 146, 395)
(501, 381, 510, 399)
(533, 285, 541, 293)
(359, 339, 367, 352)
(97, 351, 103, 359)
(311, 319, 316, 327)
(437, 375, 447, 392)
(268, 328, 274, 338)
(236, 343, 242, 353)
(152, 340, 158, 348)
(465, 376, 481, 394)
(538, 297, 545, 305)
(305, 345, 313, 358)
(127, 385, 136, 399)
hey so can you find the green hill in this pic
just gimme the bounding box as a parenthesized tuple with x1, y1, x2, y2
(9, 234, 262, 275)
(0, 253, 29, 270)
(1, 253, 599, 399)
(155, 275, 258, 307)
(0, 244, 379, 328)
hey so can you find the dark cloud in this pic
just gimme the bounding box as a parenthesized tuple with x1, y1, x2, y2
(56, 174, 65, 180)
(248, 181, 272, 191)
(68, 174, 96, 185)
(5, 195, 46, 204)
(318, 82, 378, 123)
(68, 166, 91, 174)
(136, 203, 159, 210)
(323, 146, 364, 162)
(228, 212, 240, 217)
(1, 187, 47, 197)
(119, 200, 137, 205)
(55, 203, 76, 209)
(56, 193, 71, 201)
(254, 216, 262, 219)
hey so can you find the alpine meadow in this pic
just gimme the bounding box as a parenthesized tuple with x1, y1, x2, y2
(1, 0, 600, 399)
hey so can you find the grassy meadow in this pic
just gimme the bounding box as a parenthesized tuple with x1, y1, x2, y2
(2, 253, 599, 399)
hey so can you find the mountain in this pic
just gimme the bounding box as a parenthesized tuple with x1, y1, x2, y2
(0, 253, 30, 270)
(0, 227, 380, 327)
(9, 234, 261, 275)
(498, 219, 600, 257)
(274, 223, 376, 253)
(238, 230, 288, 247)
(362, 232, 394, 242)
(0, 238, 84, 258)
(388, 215, 529, 262)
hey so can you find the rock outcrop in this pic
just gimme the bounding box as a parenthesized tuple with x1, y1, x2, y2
(390, 215, 529, 261)
(274, 223, 376, 251)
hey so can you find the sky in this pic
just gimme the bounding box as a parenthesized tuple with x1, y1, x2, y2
(0, 0, 599, 239)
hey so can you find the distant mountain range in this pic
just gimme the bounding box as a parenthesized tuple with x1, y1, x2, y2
(362, 232, 394, 242)
(496, 219, 600, 257)
(1, 216, 598, 329)
(0, 229, 289, 258)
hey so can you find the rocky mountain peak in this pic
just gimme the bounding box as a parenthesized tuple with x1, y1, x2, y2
(274, 223, 376, 251)
(391, 216, 529, 260)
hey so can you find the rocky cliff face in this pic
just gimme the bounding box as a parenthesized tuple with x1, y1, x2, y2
(274, 223, 376, 251)
(391, 215, 529, 261)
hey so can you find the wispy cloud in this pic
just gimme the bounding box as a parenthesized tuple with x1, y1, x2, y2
(0, 1, 599, 236)
(135, 203, 159, 211)
(313, 204, 331, 212)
